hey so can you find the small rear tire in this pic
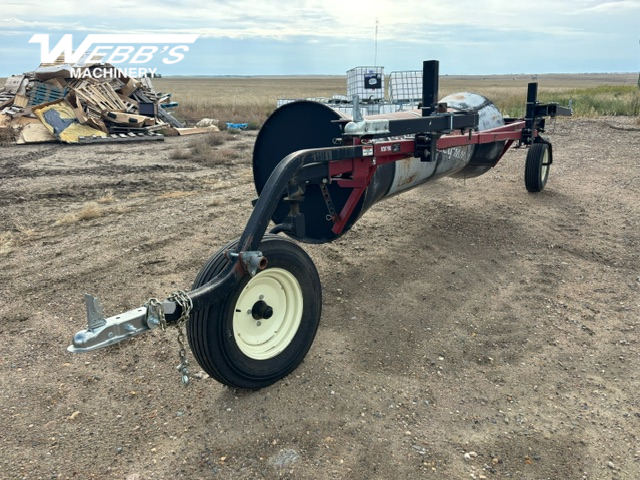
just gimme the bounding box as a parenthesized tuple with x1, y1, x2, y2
(187, 235, 322, 389)
(525, 142, 551, 192)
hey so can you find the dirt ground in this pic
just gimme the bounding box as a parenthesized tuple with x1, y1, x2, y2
(1, 116, 639, 480)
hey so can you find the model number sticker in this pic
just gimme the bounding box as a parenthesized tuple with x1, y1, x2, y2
(380, 143, 401, 153)
(362, 145, 374, 156)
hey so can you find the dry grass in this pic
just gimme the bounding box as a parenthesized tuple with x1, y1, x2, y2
(14, 223, 36, 239)
(55, 202, 104, 225)
(0, 232, 14, 256)
(155, 73, 639, 128)
(169, 131, 248, 166)
(169, 148, 191, 160)
(110, 204, 134, 215)
(158, 191, 196, 199)
(155, 76, 345, 127)
(466, 85, 640, 118)
(0, 224, 41, 255)
(54, 201, 135, 225)
(0, 126, 21, 147)
(96, 190, 116, 204)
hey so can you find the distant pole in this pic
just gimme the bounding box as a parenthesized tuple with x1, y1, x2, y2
(374, 19, 379, 67)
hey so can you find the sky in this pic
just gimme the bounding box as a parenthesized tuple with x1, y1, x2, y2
(1, 0, 639, 77)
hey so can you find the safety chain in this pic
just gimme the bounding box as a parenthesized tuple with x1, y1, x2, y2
(145, 291, 193, 386)
(168, 290, 193, 386)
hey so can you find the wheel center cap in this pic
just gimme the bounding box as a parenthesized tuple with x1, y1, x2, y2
(251, 300, 273, 320)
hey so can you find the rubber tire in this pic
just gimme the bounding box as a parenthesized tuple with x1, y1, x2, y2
(187, 234, 322, 389)
(524, 142, 551, 192)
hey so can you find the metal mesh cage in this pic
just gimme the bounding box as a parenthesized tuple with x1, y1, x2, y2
(346, 66, 385, 101)
(389, 70, 422, 103)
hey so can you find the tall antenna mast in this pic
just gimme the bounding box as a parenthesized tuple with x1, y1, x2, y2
(374, 18, 379, 66)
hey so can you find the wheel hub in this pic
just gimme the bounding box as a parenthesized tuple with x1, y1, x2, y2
(232, 267, 304, 360)
(251, 300, 274, 320)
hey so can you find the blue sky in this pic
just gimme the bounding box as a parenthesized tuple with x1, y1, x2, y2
(1, 0, 639, 76)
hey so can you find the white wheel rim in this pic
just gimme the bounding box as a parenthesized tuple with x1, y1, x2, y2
(233, 267, 303, 360)
(540, 148, 549, 181)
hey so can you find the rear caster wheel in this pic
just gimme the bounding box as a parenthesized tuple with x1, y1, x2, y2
(187, 235, 322, 389)
(525, 142, 551, 192)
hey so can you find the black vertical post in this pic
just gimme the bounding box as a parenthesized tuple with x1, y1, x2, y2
(523, 82, 538, 144)
(422, 60, 439, 117)
(525, 82, 538, 119)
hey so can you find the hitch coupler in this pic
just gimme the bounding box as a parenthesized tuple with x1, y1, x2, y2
(67, 294, 177, 353)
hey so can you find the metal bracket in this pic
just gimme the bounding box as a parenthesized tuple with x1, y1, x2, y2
(85, 293, 106, 330)
(351, 95, 364, 122)
(415, 134, 438, 162)
(441, 112, 455, 134)
(343, 118, 391, 137)
(230, 250, 267, 277)
(320, 182, 338, 222)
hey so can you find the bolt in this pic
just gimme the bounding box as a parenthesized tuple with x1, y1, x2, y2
(247, 309, 252, 314)
(257, 321, 262, 326)
(259, 295, 264, 300)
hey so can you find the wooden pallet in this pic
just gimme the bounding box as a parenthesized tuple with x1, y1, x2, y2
(73, 82, 126, 113)
(77, 132, 164, 144)
(0, 92, 15, 108)
(27, 83, 66, 106)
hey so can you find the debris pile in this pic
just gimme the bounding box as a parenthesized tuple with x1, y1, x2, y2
(0, 59, 213, 145)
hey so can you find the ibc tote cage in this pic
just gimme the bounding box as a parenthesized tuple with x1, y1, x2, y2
(277, 67, 426, 116)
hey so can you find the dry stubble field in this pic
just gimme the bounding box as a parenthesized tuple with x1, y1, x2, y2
(154, 72, 639, 125)
(0, 74, 639, 480)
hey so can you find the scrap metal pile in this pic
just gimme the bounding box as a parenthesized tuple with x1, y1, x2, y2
(0, 59, 198, 145)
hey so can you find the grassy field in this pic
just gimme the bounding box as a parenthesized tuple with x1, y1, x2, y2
(155, 76, 347, 127)
(154, 73, 640, 127)
(1, 73, 637, 129)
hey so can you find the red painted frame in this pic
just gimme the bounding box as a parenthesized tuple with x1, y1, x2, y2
(326, 120, 533, 235)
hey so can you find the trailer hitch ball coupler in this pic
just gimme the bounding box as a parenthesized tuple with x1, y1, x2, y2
(67, 294, 174, 353)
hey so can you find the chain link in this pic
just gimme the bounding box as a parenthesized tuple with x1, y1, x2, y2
(168, 290, 193, 386)
(145, 290, 193, 386)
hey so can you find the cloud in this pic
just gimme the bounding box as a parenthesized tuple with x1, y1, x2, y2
(0, 0, 637, 75)
(0, 1, 616, 41)
(577, 0, 640, 12)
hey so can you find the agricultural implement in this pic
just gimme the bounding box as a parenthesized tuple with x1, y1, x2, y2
(68, 61, 571, 389)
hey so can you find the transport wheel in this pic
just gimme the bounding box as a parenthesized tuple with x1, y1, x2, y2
(524, 142, 551, 192)
(187, 234, 322, 389)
